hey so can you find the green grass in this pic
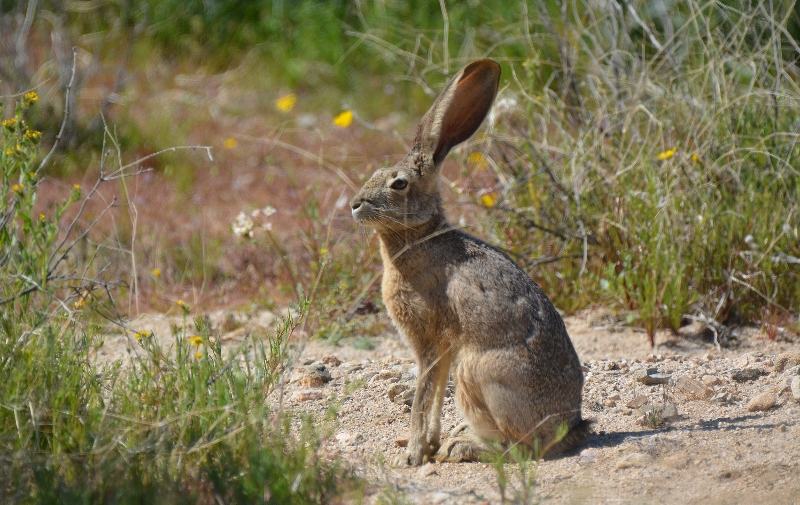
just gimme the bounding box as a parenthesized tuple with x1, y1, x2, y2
(0, 96, 360, 503)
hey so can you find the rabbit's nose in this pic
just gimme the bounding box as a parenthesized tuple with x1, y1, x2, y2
(350, 198, 362, 211)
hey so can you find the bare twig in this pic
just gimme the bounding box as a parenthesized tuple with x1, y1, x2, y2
(35, 46, 77, 177)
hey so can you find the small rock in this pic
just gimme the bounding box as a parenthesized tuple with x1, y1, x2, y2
(674, 376, 713, 399)
(604, 398, 617, 408)
(773, 352, 800, 372)
(602, 361, 620, 371)
(300, 362, 333, 387)
(417, 462, 437, 478)
(370, 370, 403, 383)
(608, 393, 622, 401)
(661, 402, 679, 419)
(395, 433, 410, 447)
(626, 395, 649, 409)
(633, 368, 671, 385)
(616, 452, 652, 469)
(710, 392, 735, 404)
(578, 447, 601, 463)
(790, 376, 800, 402)
(702, 374, 723, 387)
(746, 392, 777, 412)
(731, 367, 767, 382)
(335, 431, 362, 446)
(301, 357, 316, 366)
(290, 389, 324, 402)
(387, 383, 415, 406)
(322, 355, 342, 367)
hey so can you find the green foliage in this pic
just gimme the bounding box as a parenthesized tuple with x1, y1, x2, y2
(1, 92, 83, 324)
(0, 95, 357, 503)
(473, 0, 800, 342)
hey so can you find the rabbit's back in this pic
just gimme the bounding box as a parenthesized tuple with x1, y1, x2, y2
(382, 228, 582, 373)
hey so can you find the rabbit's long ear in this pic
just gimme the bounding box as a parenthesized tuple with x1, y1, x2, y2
(413, 59, 500, 172)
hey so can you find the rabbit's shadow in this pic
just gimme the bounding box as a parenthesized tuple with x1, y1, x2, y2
(565, 413, 796, 458)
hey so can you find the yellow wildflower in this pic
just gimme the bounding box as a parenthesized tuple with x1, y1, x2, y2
(187, 336, 203, 347)
(12, 183, 24, 192)
(74, 298, 85, 309)
(39, 213, 45, 220)
(26, 130, 41, 139)
(691, 152, 700, 163)
(320, 247, 329, 257)
(2, 118, 17, 128)
(73, 184, 81, 190)
(468, 152, 485, 164)
(657, 148, 677, 161)
(25, 91, 38, 102)
(177, 299, 184, 307)
(5, 148, 14, 156)
(195, 352, 203, 359)
(134, 332, 143, 340)
(223, 137, 238, 149)
(333, 110, 353, 128)
(275, 93, 297, 112)
(481, 193, 496, 207)
(152, 268, 161, 277)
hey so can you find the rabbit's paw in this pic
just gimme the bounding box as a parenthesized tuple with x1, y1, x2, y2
(435, 435, 488, 463)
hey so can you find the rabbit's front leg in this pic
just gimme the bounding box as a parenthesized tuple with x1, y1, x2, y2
(407, 354, 450, 465)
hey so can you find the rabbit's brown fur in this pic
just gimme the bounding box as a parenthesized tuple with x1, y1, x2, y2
(350, 60, 587, 465)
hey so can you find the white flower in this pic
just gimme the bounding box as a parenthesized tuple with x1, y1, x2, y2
(488, 95, 519, 127)
(262, 206, 276, 217)
(232, 211, 254, 238)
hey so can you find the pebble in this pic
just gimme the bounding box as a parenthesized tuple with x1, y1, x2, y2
(387, 383, 415, 406)
(791, 376, 800, 402)
(395, 433, 410, 447)
(661, 403, 679, 419)
(335, 431, 362, 446)
(701, 374, 723, 387)
(746, 392, 777, 412)
(674, 376, 713, 399)
(633, 368, 671, 385)
(370, 370, 403, 383)
(578, 447, 601, 464)
(773, 351, 800, 372)
(417, 462, 438, 478)
(616, 452, 652, 469)
(731, 367, 767, 382)
(300, 362, 333, 387)
(626, 395, 649, 409)
(290, 389, 324, 402)
(322, 355, 342, 367)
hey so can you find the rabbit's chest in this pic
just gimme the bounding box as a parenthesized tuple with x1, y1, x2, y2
(381, 262, 452, 339)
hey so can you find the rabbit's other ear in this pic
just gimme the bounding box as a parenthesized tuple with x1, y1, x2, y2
(414, 59, 500, 170)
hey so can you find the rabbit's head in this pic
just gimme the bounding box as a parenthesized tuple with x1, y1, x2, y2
(351, 60, 500, 232)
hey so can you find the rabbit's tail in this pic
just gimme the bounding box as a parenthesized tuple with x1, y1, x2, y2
(544, 418, 594, 458)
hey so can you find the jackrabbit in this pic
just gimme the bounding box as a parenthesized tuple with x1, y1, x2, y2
(350, 59, 588, 465)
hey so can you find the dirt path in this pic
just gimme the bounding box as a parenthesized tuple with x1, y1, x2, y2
(101, 309, 800, 504)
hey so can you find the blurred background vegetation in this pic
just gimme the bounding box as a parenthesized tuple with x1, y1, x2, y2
(2, 0, 799, 340)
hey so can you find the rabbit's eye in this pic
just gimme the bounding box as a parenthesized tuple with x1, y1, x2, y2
(391, 179, 408, 190)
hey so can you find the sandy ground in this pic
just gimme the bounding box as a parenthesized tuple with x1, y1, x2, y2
(100, 309, 800, 504)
